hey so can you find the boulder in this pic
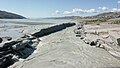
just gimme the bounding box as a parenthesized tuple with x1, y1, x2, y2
(18, 48, 34, 59)
(32, 38, 40, 47)
(0, 54, 14, 68)
(83, 37, 90, 44)
(117, 38, 120, 46)
(6, 36, 12, 41)
(3, 36, 12, 41)
(90, 40, 98, 46)
(0, 37, 2, 43)
(12, 40, 32, 50)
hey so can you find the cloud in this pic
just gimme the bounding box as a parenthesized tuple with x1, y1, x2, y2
(85, 9, 96, 13)
(55, 10, 60, 14)
(63, 11, 73, 15)
(118, 1, 120, 4)
(98, 6, 109, 12)
(72, 8, 84, 13)
(111, 8, 120, 12)
(63, 8, 97, 15)
(53, 6, 119, 16)
(52, 10, 60, 15)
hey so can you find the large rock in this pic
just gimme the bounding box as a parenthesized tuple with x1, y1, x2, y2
(117, 38, 120, 46)
(32, 23, 75, 37)
(0, 54, 14, 68)
(0, 36, 38, 68)
(18, 48, 34, 59)
(0, 37, 2, 43)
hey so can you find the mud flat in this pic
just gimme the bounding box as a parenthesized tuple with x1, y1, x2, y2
(10, 24, 120, 68)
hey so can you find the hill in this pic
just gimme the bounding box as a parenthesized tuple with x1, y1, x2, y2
(45, 16, 81, 20)
(85, 12, 120, 19)
(0, 10, 26, 19)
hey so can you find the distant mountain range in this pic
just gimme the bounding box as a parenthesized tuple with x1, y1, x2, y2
(45, 16, 81, 19)
(84, 12, 120, 19)
(0, 10, 26, 19)
(47, 12, 120, 20)
(0, 10, 119, 20)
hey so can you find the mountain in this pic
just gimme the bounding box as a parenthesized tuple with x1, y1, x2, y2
(0, 10, 26, 19)
(85, 12, 120, 19)
(45, 16, 81, 20)
(95, 12, 120, 18)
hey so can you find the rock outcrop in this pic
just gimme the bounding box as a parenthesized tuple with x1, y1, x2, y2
(9, 25, 120, 68)
(0, 37, 2, 43)
(74, 23, 120, 59)
(0, 10, 26, 19)
(32, 23, 76, 37)
(0, 34, 40, 68)
(0, 23, 75, 68)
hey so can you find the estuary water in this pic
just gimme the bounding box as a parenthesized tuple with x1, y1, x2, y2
(0, 18, 75, 40)
(0, 18, 74, 25)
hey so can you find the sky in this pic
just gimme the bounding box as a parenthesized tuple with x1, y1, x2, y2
(0, 0, 120, 18)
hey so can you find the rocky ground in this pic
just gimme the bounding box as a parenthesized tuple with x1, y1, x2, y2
(9, 25, 120, 68)
(0, 22, 75, 68)
(81, 24, 120, 59)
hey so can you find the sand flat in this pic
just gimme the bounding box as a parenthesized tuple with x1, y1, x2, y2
(10, 26, 120, 68)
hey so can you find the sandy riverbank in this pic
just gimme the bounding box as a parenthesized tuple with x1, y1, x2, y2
(0, 20, 120, 68)
(10, 25, 120, 68)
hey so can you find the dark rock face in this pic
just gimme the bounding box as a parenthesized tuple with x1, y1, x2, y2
(117, 38, 120, 46)
(0, 35, 40, 68)
(0, 23, 75, 68)
(0, 38, 2, 43)
(0, 10, 26, 19)
(0, 54, 14, 68)
(32, 23, 76, 37)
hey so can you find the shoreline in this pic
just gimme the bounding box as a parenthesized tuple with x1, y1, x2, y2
(0, 20, 120, 68)
(10, 23, 120, 68)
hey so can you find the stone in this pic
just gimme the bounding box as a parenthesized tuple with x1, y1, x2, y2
(0, 54, 14, 68)
(12, 40, 31, 50)
(83, 37, 90, 44)
(31, 39, 40, 47)
(90, 39, 98, 46)
(21, 34, 29, 38)
(117, 38, 120, 46)
(76, 34, 81, 37)
(0, 37, 2, 43)
(18, 48, 34, 59)
(74, 29, 85, 34)
(4, 36, 12, 41)
(32, 23, 75, 37)
(12, 43, 24, 50)
(6, 37, 12, 41)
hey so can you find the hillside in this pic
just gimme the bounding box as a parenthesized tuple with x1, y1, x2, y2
(46, 16, 81, 20)
(85, 12, 120, 19)
(0, 10, 26, 19)
(95, 12, 120, 18)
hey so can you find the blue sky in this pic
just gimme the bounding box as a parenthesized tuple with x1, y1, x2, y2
(0, 0, 119, 18)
